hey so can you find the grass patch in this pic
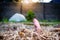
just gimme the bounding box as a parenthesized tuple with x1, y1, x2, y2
(2, 18, 9, 23)
(21, 20, 60, 26)
(0, 18, 60, 26)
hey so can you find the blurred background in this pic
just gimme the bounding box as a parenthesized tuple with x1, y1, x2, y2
(0, 0, 60, 22)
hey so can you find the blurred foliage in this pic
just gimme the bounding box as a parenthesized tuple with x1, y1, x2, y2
(39, 20, 48, 22)
(2, 18, 8, 23)
(26, 10, 35, 22)
(39, 19, 60, 22)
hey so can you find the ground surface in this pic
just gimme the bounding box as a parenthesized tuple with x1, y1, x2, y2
(0, 22, 58, 40)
